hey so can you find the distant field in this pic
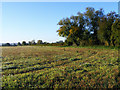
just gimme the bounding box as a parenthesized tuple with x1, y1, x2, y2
(1, 46, 120, 88)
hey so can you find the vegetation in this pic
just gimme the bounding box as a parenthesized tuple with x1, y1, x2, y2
(57, 7, 120, 46)
(22, 41, 27, 46)
(2, 46, 120, 88)
(1, 7, 120, 89)
(1, 40, 64, 47)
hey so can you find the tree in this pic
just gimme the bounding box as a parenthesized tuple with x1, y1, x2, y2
(57, 13, 86, 46)
(17, 42, 21, 46)
(2, 43, 11, 46)
(37, 40, 43, 45)
(69, 14, 86, 46)
(22, 41, 27, 46)
(65, 38, 73, 46)
(111, 18, 120, 46)
(28, 41, 32, 45)
(56, 40, 64, 43)
(85, 7, 104, 45)
(97, 17, 108, 45)
(57, 17, 71, 38)
(13, 43, 17, 46)
(97, 12, 119, 46)
(31, 40, 36, 45)
(57, 7, 102, 46)
(57, 7, 119, 47)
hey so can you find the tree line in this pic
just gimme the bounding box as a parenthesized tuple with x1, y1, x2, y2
(57, 7, 120, 46)
(2, 40, 64, 46)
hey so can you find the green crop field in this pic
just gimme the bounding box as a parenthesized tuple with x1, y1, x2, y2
(1, 46, 120, 88)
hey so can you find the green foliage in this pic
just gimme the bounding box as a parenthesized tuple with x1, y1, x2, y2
(22, 41, 27, 46)
(57, 7, 120, 47)
(111, 18, 120, 46)
(37, 40, 43, 45)
(17, 42, 21, 46)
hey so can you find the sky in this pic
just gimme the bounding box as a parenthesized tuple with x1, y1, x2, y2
(2, 2, 118, 43)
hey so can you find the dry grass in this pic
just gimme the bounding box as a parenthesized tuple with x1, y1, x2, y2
(1, 46, 119, 88)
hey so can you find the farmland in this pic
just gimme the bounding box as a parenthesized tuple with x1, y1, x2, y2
(1, 46, 120, 88)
